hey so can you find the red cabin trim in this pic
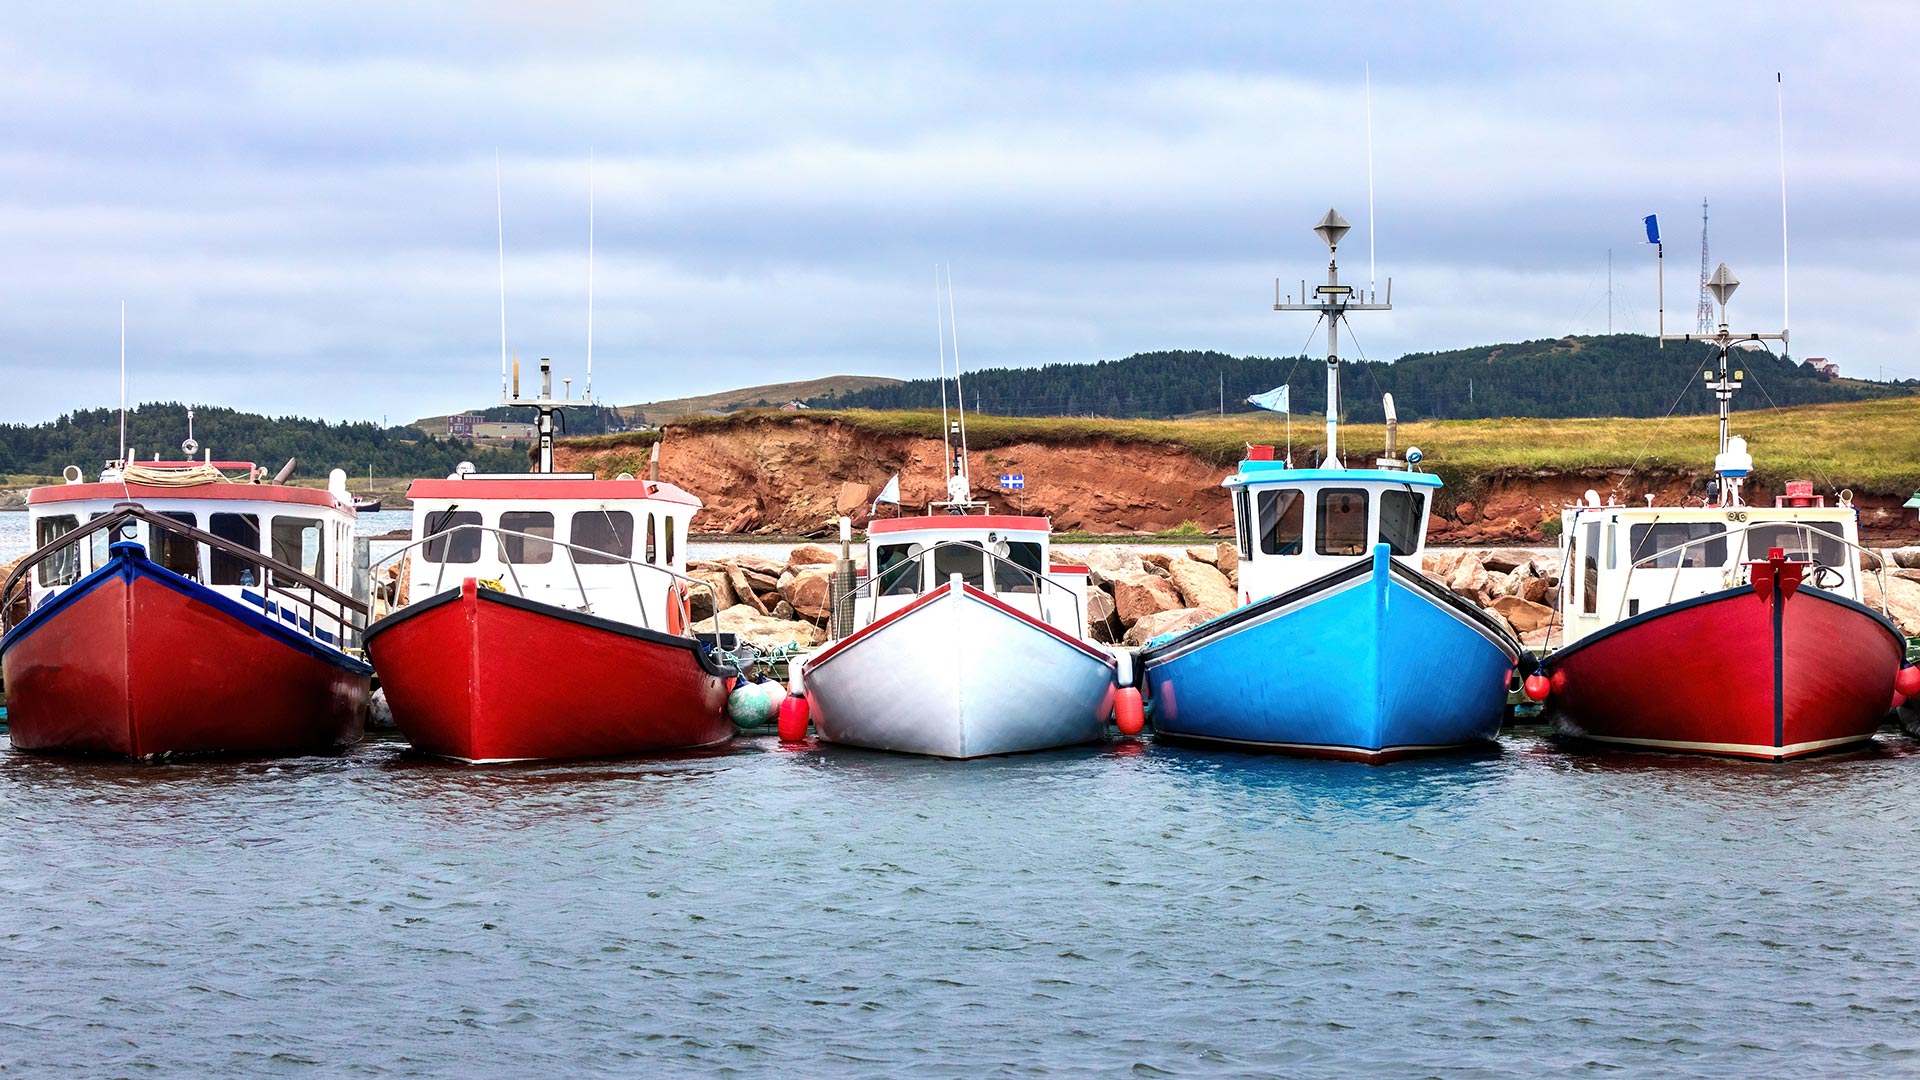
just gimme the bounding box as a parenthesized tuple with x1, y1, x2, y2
(1049, 564, 1090, 575)
(405, 477, 702, 506)
(29, 482, 343, 508)
(868, 515, 1051, 534)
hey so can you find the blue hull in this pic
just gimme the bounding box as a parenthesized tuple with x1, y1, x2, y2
(1139, 546, 1520, 761)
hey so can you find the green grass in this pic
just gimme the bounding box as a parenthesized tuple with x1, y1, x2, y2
(561, 397, 1920, 497)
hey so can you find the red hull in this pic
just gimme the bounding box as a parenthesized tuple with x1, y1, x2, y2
(366, 580, 734, 762)
(1545, 585, 1902, 760)
(1, 565, 368, 757)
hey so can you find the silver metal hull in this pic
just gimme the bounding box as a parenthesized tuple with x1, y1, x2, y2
(803, 584, 1118, 759)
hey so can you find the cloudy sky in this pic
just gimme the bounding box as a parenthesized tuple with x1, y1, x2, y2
(2, 2, 1914, 424)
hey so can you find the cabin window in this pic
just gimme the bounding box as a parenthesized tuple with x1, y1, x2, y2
(933, 542, 987, 589)
(876, 544, 918, 596)
(209, 513, 261, 585)
(1746, 521, 1845, 566)
(1233, 487, 1253, 557)
(1316, 489, 1370, 557)
(88, 512, 112, 571)
(271, 517, 324, 583)
(151, 511, 200, 578)
(645, 514, 658, 564)
(498, 511, 554, 565)
(1628, 522, 1728, 569)
(34, 515, 81, 586)
(1378, 490, 1425, 556)
(423, 510, 482, 564)
(994, 541, 1044, 594)
(1256, 489, 1306, 556)
(1582, 521, 1601, 615)
(571, 511, 634, 564)
(665, 517, 676, 565)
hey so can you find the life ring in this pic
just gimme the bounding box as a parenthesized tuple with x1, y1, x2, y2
(665, 583, 692, 636)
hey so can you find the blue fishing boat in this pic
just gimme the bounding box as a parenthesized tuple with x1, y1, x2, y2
(1137, 209, 1522, 762)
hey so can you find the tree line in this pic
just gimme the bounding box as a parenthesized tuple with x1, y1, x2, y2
(804, 335, 1912, 421)
(0, 403, 528, 480)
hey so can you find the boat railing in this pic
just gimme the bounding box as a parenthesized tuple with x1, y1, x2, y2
(0, 502, 368, 649)
(368, 522, 725, 638)
(1612, 519, 1890, 623)
(834, 539, 1086, 639)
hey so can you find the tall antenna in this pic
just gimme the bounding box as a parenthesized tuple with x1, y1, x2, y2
(496, 149, 509, 399)
(1695, 198, 1713, 332)
(944, 264, 971, 472)
(934, 265, 952, 477)
(1365, 62, 1376, 295)
(1607, 249, 1613, 334)
(585, 149, 595, 401)
(1776, 72, 1790, 350)
(118, 301, 127, 466)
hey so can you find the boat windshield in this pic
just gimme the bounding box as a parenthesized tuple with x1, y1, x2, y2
(932, 542, 987, 589)
(1316, 489, 1369, 557)
(1256, 489, 1305, 556)
(1378, 489, 1424, 556)
(1745, 521, 1845, 565)
(875, 544, 918, 596)
(1628, 521, 1727, 568)
(993, 541, 1044, 594)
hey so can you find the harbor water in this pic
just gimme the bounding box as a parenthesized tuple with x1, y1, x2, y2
(5, 731, 1920, 1077)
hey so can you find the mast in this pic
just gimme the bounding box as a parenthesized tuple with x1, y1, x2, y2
(1273, 209, 1391, 466)
(1660, 262, 1784, 506)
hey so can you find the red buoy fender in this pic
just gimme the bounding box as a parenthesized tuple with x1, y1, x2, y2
(1523, 673, 1552, 702)
(1896, 665, 1920, 698)
(777, 695, 810, 741)
(1114, 687, 1146, 737)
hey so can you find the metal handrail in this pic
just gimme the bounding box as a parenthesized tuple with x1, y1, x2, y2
(368, 522, 723, 636)
(833, 539, 1086, 638)
(1, 503, 367, 646)
(1607, 517, 1889, 622)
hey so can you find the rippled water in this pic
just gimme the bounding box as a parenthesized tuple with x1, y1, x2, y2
(5, 731, 1920, 1077)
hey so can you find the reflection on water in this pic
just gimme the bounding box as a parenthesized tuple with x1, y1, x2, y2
(4, 729, 1920, 1077)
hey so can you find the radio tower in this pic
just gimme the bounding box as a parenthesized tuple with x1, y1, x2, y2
(1695, 198, 1714, 332)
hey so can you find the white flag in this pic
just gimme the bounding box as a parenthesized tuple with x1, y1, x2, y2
(1246, 385, 1290, 413)
(870, 474, 900, 513)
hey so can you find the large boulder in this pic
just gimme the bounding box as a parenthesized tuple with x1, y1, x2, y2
(1186, 545, 1221, 567)
(726, 567, 769, 615)
(834, 482, 871, 517)
(1864, 573, 1920, 636)
(1212, 543, 1239, 582)
(1488, 595, 1556, 634)
(1480, 548, 1538, 575)
(1448, 558, 1490, 603)
(692, 604, 826, 649)
(1167, 559, 1236, 618)
(1082, 546, 1147, 588)
(788, 543, 838, 567)
(1423, 549, 1468, 581)
(1085, 591, 1123, 644)
(1140, 550, 1179, 573)
(1123, 607, 1210, 647)
(732, 553, 790, 579)
(686, 568, 737, 621)
(1110, 571, 1183, 628)
(780, 566, 835, 622)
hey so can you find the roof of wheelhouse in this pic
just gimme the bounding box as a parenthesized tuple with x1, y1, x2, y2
(405, 474, 702, 507)
(1222, 463, 1443, 490)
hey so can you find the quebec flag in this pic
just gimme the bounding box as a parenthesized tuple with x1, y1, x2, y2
(1246, 385, 1290, 413)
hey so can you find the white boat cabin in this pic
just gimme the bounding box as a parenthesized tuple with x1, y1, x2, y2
(1225, 450, 1443, 604)
(21, 460, 360, 646)
(857, 515, 1093, 639)
(1558, 483, 1865, 646)
(403, 470, 701, 630)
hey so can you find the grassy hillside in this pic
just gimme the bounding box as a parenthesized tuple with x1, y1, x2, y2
(625, 397, 1920, 495)
(414, 375, 904, 432)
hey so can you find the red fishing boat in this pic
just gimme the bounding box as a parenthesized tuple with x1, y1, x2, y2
(1533, 263, 1910, 760)
(1, 443, 371, 758)
(363, 359, 737, 762)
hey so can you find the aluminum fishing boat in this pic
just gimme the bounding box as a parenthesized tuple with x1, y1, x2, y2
(363, 359, 736, 763)
(1139, 210, 1522, 762)
(1533, 263, 1907, 760)
(1, 435, 371, 758)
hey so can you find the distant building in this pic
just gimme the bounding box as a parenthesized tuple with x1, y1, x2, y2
(446, 414, 478, 438)
(779, 400, 812, 411)
(1803, 357, 1840, 378)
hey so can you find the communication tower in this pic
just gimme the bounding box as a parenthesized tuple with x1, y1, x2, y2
(1695, 198, 1713, 332)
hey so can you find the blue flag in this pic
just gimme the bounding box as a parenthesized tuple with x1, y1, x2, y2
(1643, 214, 1660, 244)
(1246, 385, 1290, 413)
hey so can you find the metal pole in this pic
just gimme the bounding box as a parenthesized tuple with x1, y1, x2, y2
(1325, 254, 1340, 466)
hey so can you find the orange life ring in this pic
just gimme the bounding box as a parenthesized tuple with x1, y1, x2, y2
(665, 583, 692, 636)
